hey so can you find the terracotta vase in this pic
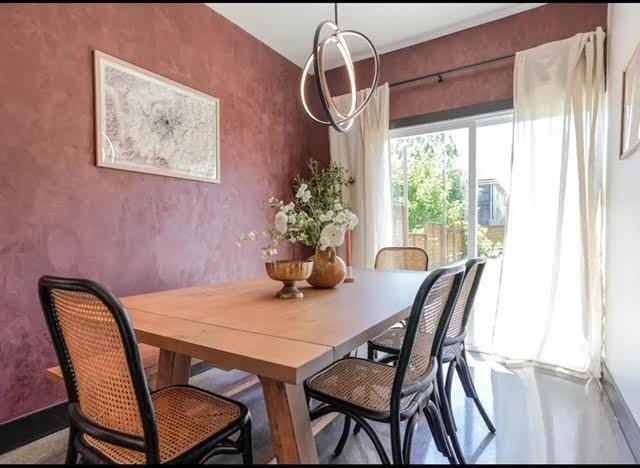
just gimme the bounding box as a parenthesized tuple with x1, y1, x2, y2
(307, 246, 346, 288)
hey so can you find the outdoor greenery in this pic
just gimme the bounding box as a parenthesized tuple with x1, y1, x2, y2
(391, 133, 504, 258)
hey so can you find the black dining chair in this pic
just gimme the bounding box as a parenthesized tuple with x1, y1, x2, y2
(38, 276, 253, 464)
(365, 257, 495, 463)
(304, 263, 466, 464)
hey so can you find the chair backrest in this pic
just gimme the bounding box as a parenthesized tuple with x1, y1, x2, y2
(445, 257, 487, 343)
(392, 263, 465, 401)
(374, 247, 429, 271)
(38, 276, 159, 463)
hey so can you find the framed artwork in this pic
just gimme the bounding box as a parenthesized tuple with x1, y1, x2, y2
(94, 50, 220, 182)
(620, 39, 640, 160)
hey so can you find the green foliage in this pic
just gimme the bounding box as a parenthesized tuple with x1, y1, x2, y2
(391, 133, 504, 259)
(291, 159, 355, 247)
(391, 133, 467, 230)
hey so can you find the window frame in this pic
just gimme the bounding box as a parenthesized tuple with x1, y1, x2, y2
(389, 109, 513, 260)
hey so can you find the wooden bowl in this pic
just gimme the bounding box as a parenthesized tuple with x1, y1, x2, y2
(265, 260, 314, 299)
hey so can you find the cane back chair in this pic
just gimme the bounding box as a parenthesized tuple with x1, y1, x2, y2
(304, 264, 465, 464)
(373, 247, 429, 332)
(38, 276, 253, 465)
(366, 258, 495, 463)
(374, 247, 429, 272)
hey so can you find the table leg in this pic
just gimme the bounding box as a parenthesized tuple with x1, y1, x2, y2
(156, 349, 190, 388)
(260, 377, 319, 464)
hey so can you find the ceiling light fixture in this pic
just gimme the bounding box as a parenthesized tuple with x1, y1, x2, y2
(300, 2, 380, 133)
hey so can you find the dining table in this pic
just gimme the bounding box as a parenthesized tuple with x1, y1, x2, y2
(120, 268, 429, 464)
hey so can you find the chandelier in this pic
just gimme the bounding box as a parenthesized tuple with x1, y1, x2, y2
(300, 3, 380, 133)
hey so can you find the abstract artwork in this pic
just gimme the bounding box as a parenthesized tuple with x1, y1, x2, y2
(94, 50, 220, 182)
(621, 39, 640, 159)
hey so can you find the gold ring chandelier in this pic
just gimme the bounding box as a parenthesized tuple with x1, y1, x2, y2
(300, 3, 380, 133)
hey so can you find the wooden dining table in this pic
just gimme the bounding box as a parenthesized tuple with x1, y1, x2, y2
(121, 269, 428, 464)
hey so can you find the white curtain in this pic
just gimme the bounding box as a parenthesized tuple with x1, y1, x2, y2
(490, 28, 606, 378)
(330, 83, 392, 269)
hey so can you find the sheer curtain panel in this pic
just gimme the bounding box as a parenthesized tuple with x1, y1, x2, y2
(329, 84, 392, 269)
(490, 28, 606, 377)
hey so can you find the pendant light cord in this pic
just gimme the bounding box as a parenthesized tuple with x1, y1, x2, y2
(334, 2, 338, 26)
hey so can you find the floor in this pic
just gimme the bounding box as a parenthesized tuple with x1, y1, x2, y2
(0, 353, 634, 464)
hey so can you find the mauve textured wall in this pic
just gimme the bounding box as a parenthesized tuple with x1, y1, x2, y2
(327, 3, 608, 121)
(0, 3, 322, 423)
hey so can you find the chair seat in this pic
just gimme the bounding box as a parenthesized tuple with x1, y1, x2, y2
(305, 358, 417, 417)
(83, 385, 246, 464)
(369, 327, 405, 353)
(369, 328, 463, 362)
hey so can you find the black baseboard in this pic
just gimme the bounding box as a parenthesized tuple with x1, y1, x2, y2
(602, 362, 640, 462)
(0, 362, 214, 456)
(0, 402, 69, 456)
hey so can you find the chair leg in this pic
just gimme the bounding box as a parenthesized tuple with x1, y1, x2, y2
(457, 351, 496, 433)
(241, 418, 253, 465)
(436, 368, 467, 464)
(402, 413, 418, 464)
(390, 413, 403, 465)
(367, 344, 375, 360)
(334, 415, 351, 457)
(423, 405, 445, 455)
(66, 425, 78, 465)
(350, 414, 391, 465)
(427, 399, 458, 465)
(445, 359, 458, 432)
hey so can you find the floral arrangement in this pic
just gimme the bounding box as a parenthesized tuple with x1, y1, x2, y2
(237, 159, 358, 259)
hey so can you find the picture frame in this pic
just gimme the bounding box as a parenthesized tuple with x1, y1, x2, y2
(620, 39, 640, 160)
(94, 50, 221, 183)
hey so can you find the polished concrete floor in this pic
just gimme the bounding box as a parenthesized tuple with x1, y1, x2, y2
(0, 353, 634, 464)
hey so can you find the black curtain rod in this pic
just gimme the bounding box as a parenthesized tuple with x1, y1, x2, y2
(389, 53, 515, 88)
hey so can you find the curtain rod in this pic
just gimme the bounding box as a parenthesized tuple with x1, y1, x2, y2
(389, 53, 516, 88)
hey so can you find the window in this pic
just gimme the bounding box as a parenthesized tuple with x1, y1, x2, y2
(390, 111, 513, 348)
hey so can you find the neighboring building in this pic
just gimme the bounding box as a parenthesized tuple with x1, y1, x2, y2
(478, 178, 507, 226)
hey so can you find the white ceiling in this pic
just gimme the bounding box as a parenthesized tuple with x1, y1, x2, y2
(207, 3, 545, 69)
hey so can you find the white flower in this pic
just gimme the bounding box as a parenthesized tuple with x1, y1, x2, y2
(319, 210, 334, 222)
(288, 213, 296, 224)
(346, 210, 359, 230)
(296, 184, 308, 199)
(247, 231, 256, 240)
(319, 223, 345, 250)
(274, 211, 288, 234)
(269, 197, 276, 204)
(334, 211, 347, 224)
(334, 201, 342, 211)
(284, 202, 295, 213)
(301, 190, 312, 203)
(261, 245, 278, 259)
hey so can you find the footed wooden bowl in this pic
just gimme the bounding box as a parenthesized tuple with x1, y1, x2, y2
(265, 260, 313, 299)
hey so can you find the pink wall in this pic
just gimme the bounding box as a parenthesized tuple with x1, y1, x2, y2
(327, 3, 607, 121)
(0, 2, 608, 425)
(0, 3, 321, 423)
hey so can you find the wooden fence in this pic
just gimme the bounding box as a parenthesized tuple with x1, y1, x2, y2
(408, 223, 466, 268)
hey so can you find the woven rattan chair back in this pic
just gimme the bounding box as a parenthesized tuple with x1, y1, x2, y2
(445, 257, 487, 342)
(392, 263, 465, 400)
(374, 247, 429, 271)
(38, 276, 159, 463)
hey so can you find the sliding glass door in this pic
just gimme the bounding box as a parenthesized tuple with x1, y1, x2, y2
(390, 110, 513, 348)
